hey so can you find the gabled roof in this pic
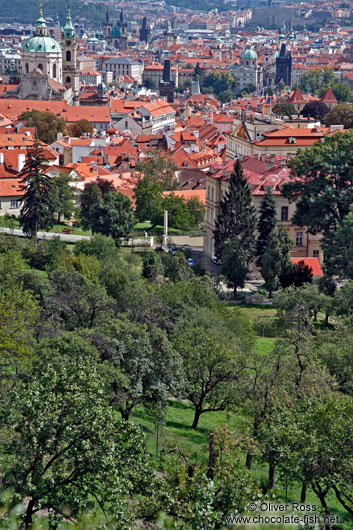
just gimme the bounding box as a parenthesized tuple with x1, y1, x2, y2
(288, 87, 306, 103)
(320, 87, 338, 104)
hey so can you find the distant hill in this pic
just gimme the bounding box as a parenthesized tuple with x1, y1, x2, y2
(0, 0, 121, 26)
(164, 0, 231, 12)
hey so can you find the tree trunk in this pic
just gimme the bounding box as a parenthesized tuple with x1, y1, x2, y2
(207, 432, 215, 479)
(233, 286, 237, 299)
(23, 498, 35, 529)
(191, 407, 202, 430)
(245, 452, 252, 470)
(313, 310, 318, 321)
(300, 481, 307, 503)
(119, 408, 131, 421)
(312, 482, 331, 530)
(268, 463, 276, 490)
(325, 312, 329, 327)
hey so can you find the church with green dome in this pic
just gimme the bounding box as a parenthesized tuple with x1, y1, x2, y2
(5, 8, 79, 103)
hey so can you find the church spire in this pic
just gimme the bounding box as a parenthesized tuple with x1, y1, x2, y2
(63, 5, 75, 38)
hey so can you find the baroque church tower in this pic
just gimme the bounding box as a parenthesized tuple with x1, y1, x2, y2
(61, 8, 80, 104)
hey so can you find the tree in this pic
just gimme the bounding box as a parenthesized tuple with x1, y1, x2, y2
(134, 178, 164, 226)
(324, 82, 353, 103)
(282, 131, 353, 255)
(302, 101, 329, 120)
(89, 192, 135, 246)
(213, 159, 257, 262)
(185, 196, 205, 227)
(0, 333, 148, 529)
(299, 67, 336, 94)
(273, 99, 296, 116)
(220, 237, 248, 297)
(324, 102, 353, 128)
(19, 109, 66, 144)
(48, 269, 116, 330)
(173, 320, 245, 429)
(18, 143, 56, 241)
(88, 319, 183, 420)
(261, 226, 292, 296)
(164, 252, 193, 282)
(322, 205, 353, 278)
(67, 119, 94, 137)
(142, 252, 163, 281)
(280, 260, 313, 288)
(194, 62, 202, 78)
(136, 150, 178, 191)
(52, 173, 75, 223)
(256, 187, 277, 264)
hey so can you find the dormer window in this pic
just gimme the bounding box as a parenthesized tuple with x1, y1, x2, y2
(288, 137, 296, 144)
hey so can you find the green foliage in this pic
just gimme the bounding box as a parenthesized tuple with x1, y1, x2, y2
(273, 99, 296, 116)
(301, 100, 329, 120)
(0, 333, 149, 529)
(256, 187, 277, 264)
(261, 226, 292, 295)
(283, 131, 353, 260)
(164, 252, 193, 282)
(220, 237, 249, 297)
(51, 173, 75, 222)
(203, 70, 235, 99)
(142, 251, 163, 281)
(89, 192, 135, 246)
(214, 159, 257, 262)
(68, 119, 94, 137)
(19, 110, 66, 144)
(324, 102, 353, 128)
(19, 144, 56, 239)
(136, 150, 178, 191)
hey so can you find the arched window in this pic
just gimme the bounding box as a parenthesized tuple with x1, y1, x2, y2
(25, 63, 29, 74)
(53, 63, 56, 78)
(66, 50, 71, 62)
(66, 76, 71, 84)
(38, 63, 43, 71)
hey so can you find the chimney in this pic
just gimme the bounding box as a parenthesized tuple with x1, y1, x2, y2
(329, 124, 344, 132)
(57, 132, 63, 140)
(315, 125, 321, 133)
(17, 153, 26, 172)
(0, 153, 3, 164)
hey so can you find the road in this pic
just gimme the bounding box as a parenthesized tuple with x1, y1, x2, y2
(0, 227, 91, 243)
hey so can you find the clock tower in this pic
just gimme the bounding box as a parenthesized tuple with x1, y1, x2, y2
(61, 7, 80, 104)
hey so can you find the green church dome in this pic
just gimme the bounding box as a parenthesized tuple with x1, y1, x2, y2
(22, 35, 61, 53)
(241, 47, 257, 60)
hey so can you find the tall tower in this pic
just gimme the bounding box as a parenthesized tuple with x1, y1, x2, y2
(61, 7, 80, 104)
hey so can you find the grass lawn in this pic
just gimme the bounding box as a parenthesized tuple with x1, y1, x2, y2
(131, 400, 347, 524)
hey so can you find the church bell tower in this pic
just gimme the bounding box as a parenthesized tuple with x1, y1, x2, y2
(61, 7, 80, 104)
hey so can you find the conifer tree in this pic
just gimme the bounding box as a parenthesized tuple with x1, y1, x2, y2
(257, 187, 277, 265)
(213, 159, 257, 263)
(19, 143, 55, 243)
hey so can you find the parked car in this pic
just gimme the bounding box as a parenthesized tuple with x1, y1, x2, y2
(211, 254, 219, 264)
(187, 258, 195, 267)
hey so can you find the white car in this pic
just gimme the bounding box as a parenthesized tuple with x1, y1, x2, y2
(211, 254, 219, 264)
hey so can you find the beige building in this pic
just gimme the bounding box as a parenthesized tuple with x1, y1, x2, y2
(203, 156, 322, 265)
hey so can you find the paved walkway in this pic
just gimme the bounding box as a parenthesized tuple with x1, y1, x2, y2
(0, 227, 90, 243)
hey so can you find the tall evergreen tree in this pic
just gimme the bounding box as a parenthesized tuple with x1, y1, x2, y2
(257, 187, 277, 265)
(213, 159, 257, 262)
(261, 226, 292, 296)
(19, 143, 55, 242)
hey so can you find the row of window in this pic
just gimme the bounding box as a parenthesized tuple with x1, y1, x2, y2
(0, 200, 21, 209)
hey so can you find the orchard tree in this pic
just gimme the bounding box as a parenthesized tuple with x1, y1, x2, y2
(173, 324, 245, 429)
(0, 333, 149, 529)
(214, 159, 257, 261)
(136, 150, 178, 190)
(18, 143, 55, 241)
(322, 205, 353, 278)
(80, 178, 116, 229)
(256, 187, 277, 264)
(88, 319, 183, 420)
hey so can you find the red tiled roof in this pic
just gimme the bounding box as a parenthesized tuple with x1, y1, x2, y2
(291, 258, 323, 277)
